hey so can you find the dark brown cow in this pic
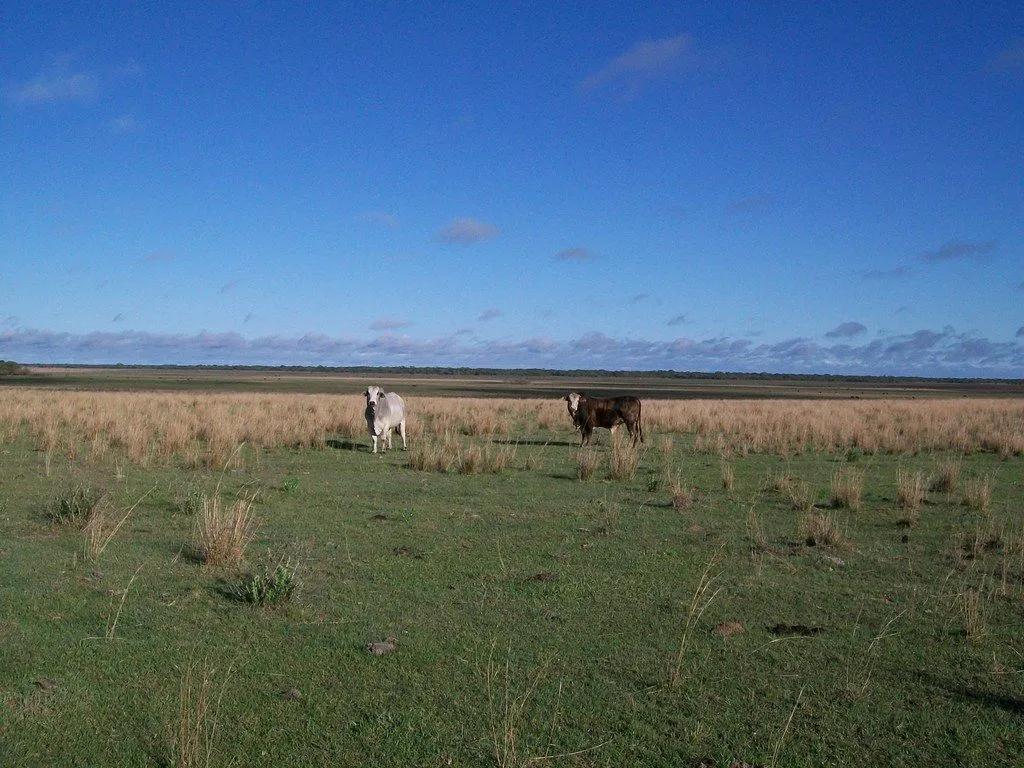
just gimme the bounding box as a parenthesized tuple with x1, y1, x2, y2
(564, 392, 643, 446)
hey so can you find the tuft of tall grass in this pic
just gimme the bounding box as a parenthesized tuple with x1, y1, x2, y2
(896, 468, 925, 523)
(576, 448, 599, 481)
(608, 432, 641, 481)
(963, 475, 994, 513)
(788, 480, 814, 512)
(192, 494, 258, 567)
(174, 658, 233, 768)
(830, 468, 864, 511)
(746, 504, 768, 551)
(801, 511, 846, 548)
(50, 483, 106, 526)
(930, 457, 963, 494)
(720, 462, 735, 492)
(956, 584, 989, 641)
(671, 479, 694, 511)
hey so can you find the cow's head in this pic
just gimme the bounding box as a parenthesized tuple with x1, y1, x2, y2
(565, 392, 583, 422)
(364, 385, 385, 411)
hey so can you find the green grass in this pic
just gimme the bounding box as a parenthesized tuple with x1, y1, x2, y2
(1, 427, 1023, 766)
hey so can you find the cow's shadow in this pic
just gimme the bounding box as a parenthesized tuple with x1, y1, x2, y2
(327, 439, 365, 451)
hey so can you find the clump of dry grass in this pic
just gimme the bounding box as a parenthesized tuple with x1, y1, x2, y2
(576, 447, 600, 481)
(930, 457, 963, 494)
(761, 468, 795, 495)
(830, 468, 864, 511)
(483, 440, 517, 474)
(788, 480, 814, 512)
(896, 468, 926, 523)
(720, 462, 735, 492)
(671, 480, 694, 511)
(956, 583, 989, 641)
(801, 510, 845, 548)
(608, 432, 642, 481)
(174, 658, 233, 768)
(963, 475, 994, 513)
(746, 504, 768, 551)
(192, 494, 258, 567)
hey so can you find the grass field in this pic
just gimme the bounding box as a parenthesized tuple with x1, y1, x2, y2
(1, 369, 1023, 766)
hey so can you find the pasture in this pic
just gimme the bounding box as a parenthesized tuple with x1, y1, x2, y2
(1, 371, 1023, 766)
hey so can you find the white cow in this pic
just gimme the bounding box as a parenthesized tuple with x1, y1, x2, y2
(363, 385, 408, 454)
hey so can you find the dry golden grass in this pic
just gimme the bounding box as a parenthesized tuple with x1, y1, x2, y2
(576, 447, 600, 481)
(896, 468, 926, 521)
(1, 389, 1021, 468)
(830, 468, 864, 512)
(930, 457, 963, 494)
(802, 511, 846, 548)
(963, 475, 995, 513)
(192, 494, 258, 568)
(608, 431, 642, 481)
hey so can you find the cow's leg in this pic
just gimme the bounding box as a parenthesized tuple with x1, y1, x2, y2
(371, 433, 379, 454)
(580, 424, 592, 446)
(398, 419, 407, 449)
(384, 429, 392, 452)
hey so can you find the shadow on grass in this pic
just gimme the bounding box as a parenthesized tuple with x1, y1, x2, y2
(919, 672, 1024, 715)
(327, 439, 365, 451)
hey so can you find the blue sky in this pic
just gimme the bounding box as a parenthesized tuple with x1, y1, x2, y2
(2, 2, 1022, 376)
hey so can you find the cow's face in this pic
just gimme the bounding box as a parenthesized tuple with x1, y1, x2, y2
(364, 385, 384, 410)
(565, 392, 582, 419)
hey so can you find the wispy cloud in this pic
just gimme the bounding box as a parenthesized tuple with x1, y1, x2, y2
(667, 313, 689, 327)
(726, 194, 773, 216)
(920, 239, 996, 263)
(3, 325, 1019, 376)
(112, 313, 124, 323)
(435, 218, 498, 246)
(478, 308, 503, 322)
(7, 59, 100, 105)
(825, 321, 867, 339)
(554, 247, 594, 262)
(219, 280, 241, 295)
(369, 316, 412, 331)
(109, 114, 139, 134)
(582, 35, 693, 97)
(862, 266, 912, 280)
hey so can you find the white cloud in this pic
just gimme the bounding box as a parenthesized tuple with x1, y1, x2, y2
(435, 218, 498, 246)
(478, 308, 503, 322)
(1, 326, 1020, 376)
(109, 114, 139, 133)
(582, 35, 693, 97)
(8, 61, 100, 105)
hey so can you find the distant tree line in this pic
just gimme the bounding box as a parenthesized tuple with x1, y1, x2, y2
(27, 362, 1020, 385)
(0, 360, 30, 376)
